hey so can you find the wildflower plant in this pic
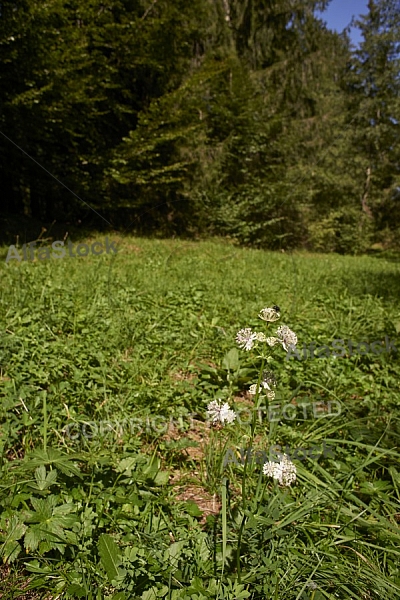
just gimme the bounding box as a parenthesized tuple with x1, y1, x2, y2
(204, 399, 238, 496)
(212, 306, 299, 479)
(210, 305, 299, 584)
(262, 453, 297, 486)
(234, 306, 298, 487)
(207, 400, 236, 426)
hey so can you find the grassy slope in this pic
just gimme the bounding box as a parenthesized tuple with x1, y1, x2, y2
(0, 235, 400, 599)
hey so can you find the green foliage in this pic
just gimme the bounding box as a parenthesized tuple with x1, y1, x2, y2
(345, 0, 400, 234)
(1, 0, 399, 250)
(0, 236, 400, 597)
(98, 534, 122, 582)
(106, 57, 230, 234)
(308, 207, 373, 254)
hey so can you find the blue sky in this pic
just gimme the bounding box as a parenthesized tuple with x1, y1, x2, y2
(317, 0, 370, 46)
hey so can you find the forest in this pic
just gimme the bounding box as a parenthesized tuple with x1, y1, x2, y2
(0, 0, 399, 253)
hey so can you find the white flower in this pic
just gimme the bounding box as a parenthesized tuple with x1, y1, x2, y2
(266, 336, 280, 347)
(306, 582, 318, 591)
(249, 384, 262, 396)
(255, 332, 267, 342)
(249, 371, 276, 396)
(207, 400, 236, 425)
(262, 370, 277, 389)
(249, 385, 275, 400)
(276, 325, 298, 352)
(263, 454, 297, 486)
(274, 454, 297, 486)
(236, 328, 257, 351)
(259, 307, 280, 322)
(262, 461, 277, 477)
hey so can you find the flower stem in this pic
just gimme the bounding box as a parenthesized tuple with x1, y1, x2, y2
(236, 357, 265, 581)
(42, 391, 47, 453)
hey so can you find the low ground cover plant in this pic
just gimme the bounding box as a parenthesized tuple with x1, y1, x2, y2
(0, 237, 399, 599)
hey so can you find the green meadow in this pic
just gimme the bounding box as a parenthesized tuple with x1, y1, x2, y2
(1, 236, 400, 599)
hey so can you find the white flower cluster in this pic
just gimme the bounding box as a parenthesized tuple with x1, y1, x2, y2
(207, 305, 302, 487)
(276, 325, 298, 352)
(248, 370, 277, 399)
(262, 453, 297, 486)
(248, 384, 275, 400)
(236, 328, 257, 351)
(235, 306, 297, 354)
(259, 307, 281, 322)
(206, 400, 236, 425)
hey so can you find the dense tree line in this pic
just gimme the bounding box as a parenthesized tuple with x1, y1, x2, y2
(0, 0, 399, 252)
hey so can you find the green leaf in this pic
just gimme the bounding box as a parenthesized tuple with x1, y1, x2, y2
(3, 515, 26, 541)
(24, 528, 42, 552)
(141, 588, 158, 600)
(0, 515, 26, 563)
(23, 495, 78, 553)
(34, 466, 47, 490)
(116, 457, 137, 476)
(183, 500, 203, 517)
(24, 560, 53, 574)
(164, 540, 185, 565)
(153, 471, 169, 486)
(98, 534, 121, 582)
(29, 497, 54, 521)
(67, 584, 87, 597)
(222, 348, 239, 371)
(53, 503, 75, 516)
(142, 455, 160, 479)
(197, 533, 210, 563)
(34, 466, 58, 490)
(1, 540, 21, 563)
(359, 480, 392, 495)
(23, 448, 82, 478)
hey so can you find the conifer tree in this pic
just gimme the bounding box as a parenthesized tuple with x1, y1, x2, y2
(346, 0, 400, 245)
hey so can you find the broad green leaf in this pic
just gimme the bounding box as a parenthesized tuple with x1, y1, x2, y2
(34, 466, 47, 490)
(153, 470, 169, 486)
(1, 540, 21, 563)
(98, 534, 121, 582)
(164, 540, 185, 565)
(24, 448, 82, 478)
(53, 503, 76, 516)
(116, 457, 137, 476)
(32, 466, 58, 491)
(222, 348, 239, 371)
(3, 516, 26, 541)
(24, 528, 42, 552)
(197, 533, 210, 562)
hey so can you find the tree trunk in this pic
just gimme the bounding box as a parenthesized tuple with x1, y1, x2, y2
(361, 166, 373, 218)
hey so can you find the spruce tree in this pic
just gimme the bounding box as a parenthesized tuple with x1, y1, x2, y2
(346, 0, 400, 246)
